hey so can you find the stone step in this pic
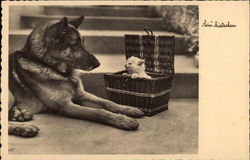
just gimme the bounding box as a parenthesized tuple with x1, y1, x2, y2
(85, 53, 198, 99)
(92, 54, 198, 74)
(9, 30, 188, 54)
(7, 42, 197, 98)
(20, 15, 164, 31)
(43, 6, 159, 18)
(81, 54, 198, 99)
(82, 72, 198, 99)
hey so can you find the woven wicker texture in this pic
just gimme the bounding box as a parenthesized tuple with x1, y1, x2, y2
(124, 33, 175, 74)
(104, 29, 175, 116)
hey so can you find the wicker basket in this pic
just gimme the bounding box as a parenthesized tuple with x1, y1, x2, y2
(104, 28, 175, 116)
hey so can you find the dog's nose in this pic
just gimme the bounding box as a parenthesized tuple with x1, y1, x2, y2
(93, 60, 100, 68)
(89, 55, 100, 69)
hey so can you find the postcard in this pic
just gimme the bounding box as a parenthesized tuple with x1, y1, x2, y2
(1, 1, 249, 160)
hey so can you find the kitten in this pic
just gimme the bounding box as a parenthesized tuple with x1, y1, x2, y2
(123, 56, 152, 79)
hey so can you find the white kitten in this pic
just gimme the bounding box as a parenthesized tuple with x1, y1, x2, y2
(123, 56, 152, 79)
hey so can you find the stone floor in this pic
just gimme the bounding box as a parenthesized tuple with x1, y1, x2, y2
(9, 99, 198, 154)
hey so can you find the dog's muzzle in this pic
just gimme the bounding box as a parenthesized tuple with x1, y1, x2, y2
(82, 60, 100, 71)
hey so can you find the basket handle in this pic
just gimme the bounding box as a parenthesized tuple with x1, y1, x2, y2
(144, 27, 153, 35)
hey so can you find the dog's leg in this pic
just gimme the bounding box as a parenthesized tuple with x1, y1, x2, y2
(58, 100, 139, 130)
(71, 76, 144, 118)
(9, 122, 39, 137)
(9, 106, 33, 122)
(9, 91, 38, 137)
(9, 91, 34, 122)
(76, 92, 144, 118)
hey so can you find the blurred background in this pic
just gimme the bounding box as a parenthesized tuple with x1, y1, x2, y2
(9, 5, 198, 55)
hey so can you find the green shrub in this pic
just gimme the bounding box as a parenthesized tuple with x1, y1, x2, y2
(156, 5, 199, 55)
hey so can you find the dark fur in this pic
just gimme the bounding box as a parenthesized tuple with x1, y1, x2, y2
(9, 16, 144, 138)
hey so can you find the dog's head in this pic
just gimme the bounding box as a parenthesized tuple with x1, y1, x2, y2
(23, 16, 100, 75)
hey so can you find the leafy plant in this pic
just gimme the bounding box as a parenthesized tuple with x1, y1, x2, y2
(155, 5, 199, 55)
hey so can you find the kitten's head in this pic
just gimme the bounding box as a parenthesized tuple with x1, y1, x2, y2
(125, 56, 145, 74)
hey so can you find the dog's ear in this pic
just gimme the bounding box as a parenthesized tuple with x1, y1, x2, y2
(69, 15, 84, 28)
(58, 17, 68, 28)
(51, 17, 69, 34)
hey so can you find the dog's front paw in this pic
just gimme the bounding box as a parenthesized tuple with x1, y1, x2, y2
(9, 124, 39, 138)
(113, 115, 139, 130)
(9, 106, 33, 122)
(121, 106, 144, 118)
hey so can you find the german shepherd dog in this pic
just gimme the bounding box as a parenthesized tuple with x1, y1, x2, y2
(8, 16, 144, 138)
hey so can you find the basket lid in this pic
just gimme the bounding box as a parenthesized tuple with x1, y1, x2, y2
(125, 27, 175, 75)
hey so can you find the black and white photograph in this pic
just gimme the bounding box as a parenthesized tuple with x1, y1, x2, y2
(1, 1, 249, 160)
(8, 4, 199, 154)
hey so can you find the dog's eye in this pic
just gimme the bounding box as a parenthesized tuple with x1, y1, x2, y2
(128, 63, 131, 65)
(71, 42, 78, 47)
(61, 31, 67, 35)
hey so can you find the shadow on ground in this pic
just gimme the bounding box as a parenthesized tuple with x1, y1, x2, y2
(9, 99, 198, 154)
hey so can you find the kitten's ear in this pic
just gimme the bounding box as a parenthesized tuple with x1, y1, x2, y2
(138, 60, 144, 66)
